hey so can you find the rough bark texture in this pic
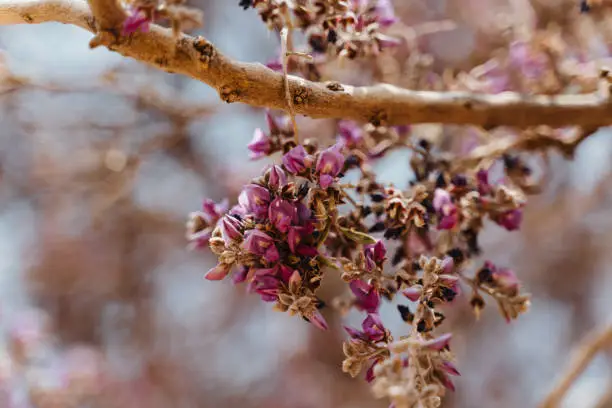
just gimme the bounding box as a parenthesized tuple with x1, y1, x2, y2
(2, 0, 612, 128)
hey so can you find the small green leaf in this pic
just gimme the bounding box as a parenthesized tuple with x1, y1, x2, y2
(338, 227, 376, 244)
(318, 255, 340, 270)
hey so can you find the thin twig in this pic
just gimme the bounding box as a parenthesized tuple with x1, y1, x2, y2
(280, 26, 299, 144)
(539, 323, 612, 408)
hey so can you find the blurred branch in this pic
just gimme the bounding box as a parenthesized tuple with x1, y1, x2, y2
(539, 323, 612, 408)
(2, 0, 612, 127)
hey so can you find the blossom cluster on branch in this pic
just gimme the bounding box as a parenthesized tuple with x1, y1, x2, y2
(188, 110, 532, 408)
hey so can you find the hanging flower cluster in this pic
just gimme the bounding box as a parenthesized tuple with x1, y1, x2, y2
(188, 103, 534, 407)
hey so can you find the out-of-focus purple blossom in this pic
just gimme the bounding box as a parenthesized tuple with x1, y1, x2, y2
(440, 361, 461, 376)
(508, 40, 548, 80)
(438, 371, 456, 392)
(394, 125, 410, 137)
(364, 240, 386, 271)
(265, 57, 283, 72)
(337, 120, 363, 148)
(350, 280, 380, 313)
(433, 188, 458, 230)
(205, 263, 231, 281)
(220, 215, 243, 244)
(475, 60, 511, 93)
(122, 8, 151, 35)
(309, 310, 329, 330)
(282, 145, 309, 174)
(238, 184, 271, 218)
(476, 169, 492, 196)
(187, 198, 228, 248)
(268, 198, 296, 233)
(495, 208, 523, 231)
(248, 128, 273, 160)
(441, 256, 455, 274)
(365, 361, 379, 383)
(484, 261, 520, 295)
(267, 165, 287, 190)
(316, 143, 345, 188)
(201, 198, 228, 223)
(374, 0, 397, 27)
(402, 286, 422, 302)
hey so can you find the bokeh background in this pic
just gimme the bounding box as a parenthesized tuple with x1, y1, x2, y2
(1, 0, 612, 407)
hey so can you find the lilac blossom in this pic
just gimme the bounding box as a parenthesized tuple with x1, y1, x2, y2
(495, 209, 523, 231)
(350, 280, 380, 313)
(364, 240, 386, 271)
(247, 128, 273, 159)
(433, 188, 458, 230)
(267, 165, 287, 190)
(238, 184, 271, 218)
(282, 145, 309, 174)
(122, 8, 151, 35)
(268, 198, 296, 233)
(316, 143, 345, 188)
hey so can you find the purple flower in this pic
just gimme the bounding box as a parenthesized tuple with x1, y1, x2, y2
(249, 272, 281, 302)
(433, 188, 458, 230)
(438, 371, 456, 392)
(277, 264, 294, 283)
(268, 198, 296, 233)
(220, 215, 243, 244)
(122, 8, 151, 35)
(364, 240, 386, 271)
(375, 0, 397, 27)
(508, 40, 547, 80)
(362, 313, 386, 342)
(205, 263, 231, 281)
(316, 143, 345, 188)
(238, 184, 271, 218)
(282, 145, 309, 174)
(264, 244, 280, 263)
(495, 209, 523, 231)
(344, 313, 386, 343)
(242, 229, 276, 257)
(198, 198, 228, 224)
(402, 286, 422, 302)
(309, 310, 329, 331)
(476, 169, 492, 196)
(247, 128, 273, 160)
(232, 266, 249, 284)
(288, 223, 315, 253)
(337, 121, 363, 148)
(267, 165, 287, 190)
(440, 361, 461, 376)
(296, 244, 318, 257)
(350, 280, 380, 313)
(483, 262, 519, 296)
(365, 361, 379, 383)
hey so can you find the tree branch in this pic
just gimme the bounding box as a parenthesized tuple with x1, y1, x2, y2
(3, 0, 612, 129)
(539, 323, 612, 408)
